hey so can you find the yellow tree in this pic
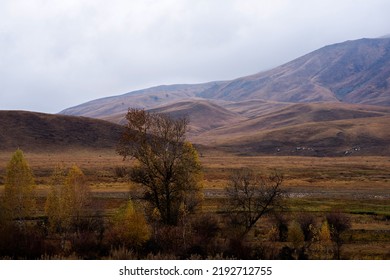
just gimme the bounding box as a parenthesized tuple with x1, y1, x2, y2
(319, 220, 332, 244)
(63, 165, 90, 227)
(2, 149, 35, 224)
(288, 221, 305, 249)
(109, 198, 151, 248)
(287, 220, 305, 259)
(45, 165, 90, 234)
(45, 165, 66, 234)
(310, 220, 333, 259)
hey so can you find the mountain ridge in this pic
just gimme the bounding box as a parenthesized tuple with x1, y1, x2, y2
(198, 38, 390, 105)
(61, 82, 221, 119)
(60, 37, 390, 121)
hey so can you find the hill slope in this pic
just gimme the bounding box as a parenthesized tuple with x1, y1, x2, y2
(149, 99, 247, 134)
(193, 104, 390, 156)
(0, 111, 123, 152)
(217, 115, 390, 156)
(60, 83, 220, 119)
(199, 38, 390, 105)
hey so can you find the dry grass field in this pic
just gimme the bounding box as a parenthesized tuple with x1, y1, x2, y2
(0, 149, 389, 259)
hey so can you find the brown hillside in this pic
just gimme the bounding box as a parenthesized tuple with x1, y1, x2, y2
(222, 99, 293, 118)
(198, 116, 390, 156)
(196, 103, 389, 137)
(150, 99, 247, 135)
(193, 103, 390, 156)
(60, 83, 220, 119)
(0, 111, 123, 152)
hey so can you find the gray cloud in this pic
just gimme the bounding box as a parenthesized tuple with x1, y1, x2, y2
(1, 0, 390, 113)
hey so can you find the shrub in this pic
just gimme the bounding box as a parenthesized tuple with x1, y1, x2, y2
(297, 213, 316, 242)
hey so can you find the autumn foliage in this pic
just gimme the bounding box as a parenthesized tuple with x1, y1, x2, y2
(2, 149, 35, 223)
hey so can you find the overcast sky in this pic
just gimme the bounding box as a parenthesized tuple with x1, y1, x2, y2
(1, 0, 390, 113)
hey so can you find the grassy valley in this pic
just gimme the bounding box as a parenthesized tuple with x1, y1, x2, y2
(0, 149, 389, 259)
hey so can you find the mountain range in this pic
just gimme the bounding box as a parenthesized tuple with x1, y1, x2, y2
(58, 37, 390, 156)
(1, 37, 390, 156)
(61, 37, 390, 117)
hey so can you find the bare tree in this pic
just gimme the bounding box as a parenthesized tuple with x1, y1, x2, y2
(326, 211, 351, 259)
(225, 168, 285, 237)
(117, 108, 203, 225)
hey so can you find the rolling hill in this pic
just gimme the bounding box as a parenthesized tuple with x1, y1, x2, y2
(219, 115, 390, 156)
(149, 99, 247, 134)
(192, 103, 390, 156)
(0, 111, 123, 152)
(60, 83, 221, 120)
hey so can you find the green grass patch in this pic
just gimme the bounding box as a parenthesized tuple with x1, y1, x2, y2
(286, 197, 390, 216)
